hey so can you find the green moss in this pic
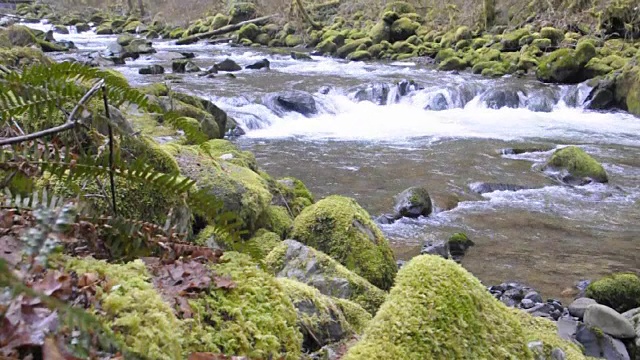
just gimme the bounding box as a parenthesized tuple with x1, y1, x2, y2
(585, 58, 614, 77)
(0, 47, 50, 68)
(391, 40, 417, 54)
(212, 13, 230, 30)
(278, 278, 352, 349)
(343, 255, 531, 360)
(601, 54, 627, 69)
(435, 48, 456, 62)
(229, 2, 257, 24)
(66, 258, 183, 359)
(575, 41, 596, 66)
(616, 66, 640, 116)
(531, 38, 552, 51)
(238, 23, 261, 42)
(546, 146, 608, 183)
(539, 27, 564, 45)
(332, 298, 372, 334)
(38, 40, 68, 52)
(454, 26, 472, 41)
(383, 1, 416, 15)
(438, 56, 467, 71)
(316, 39, 337, 54)
(264, 240, 387, 314)
(1, 25, 37, 47)
(291, 196, 396, 290)
(121, 135, 180, 174)
(536, 48, 580, 83)
(201, 139, 257, 171)
(169, 28, 185, 39)
(517, 311, 587, 360)
(501, 28, 531, 50)
(257, 205, 293, 239)
(348, 50, 372, 61)
(285, 34, 303, 47)
(586, 273, 640, 313)
(123, 20, 142, 33)
(337, 38, 372, 58)
(184, 252, 302, 359)
(390, 17, 419, 42)
(370, 21, 390, 44)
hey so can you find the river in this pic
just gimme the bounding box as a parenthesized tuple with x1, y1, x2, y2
(28, 21, 640, 301)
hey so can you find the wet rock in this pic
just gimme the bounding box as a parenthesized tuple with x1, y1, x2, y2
(172, 60, 200, 73)
(420, 240, 450, 259)
(397, 79, 422, 96)
(198, 66, 218, 77)
(557, 318, 578, 341)
(246, 58, 270, 70)
(447, 233, 474, 262)
(568, 298, 597, 319)
(393, 186, 432, 219)
(479, 88, 522, 109)
(524, 291, 543, 304)
(500, 147, 552, 155)
(520, 299, 536, 309)
(263, 91, 318, 117)
(75, 23, 90, 33)
(180, 52, 195, 59)
(543, 146, 608, 185)
(584, 304, 636, 339)
(586, 86, 615, 110)
(424, 93, 449, 111)
(138, 65, 165, 75)
(291, 51, 312, 60)
(575, 323, 631, 360)
(353, 83, 391, 105)
(374, 213, 397, 225)
(470, 182, 529, 194)
(501, 288, 525, 307)
(123, 38, 155, 55)
(215, 58, 242, 72)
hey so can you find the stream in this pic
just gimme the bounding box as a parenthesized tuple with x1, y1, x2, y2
(28, 22, 640, 301)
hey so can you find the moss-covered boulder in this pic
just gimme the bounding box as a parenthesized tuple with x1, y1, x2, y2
(454, 26, 472, 42)
(586, 273, 640, 313)
(185, 252, 302, 359)
(343, 255, 584, 360)
(0, 47, 51, 68)
(211, 13, 230, 30)
(159, 92, 227, 139)
(536, 49, 582, 83)
(197, 226, 281, 260)
(333, 298, 372, 333)
(256, 205, 293, 238)
(0, 25, 37, 47)
(539, 27, 564, 45)
(370, 21, 391, 44)
(284, 34, 303, 47)
(390, 17, 419, 42)
(543, 146, 608, 184)
(500, 28, 531, 50)
(337, 38, 372, 59)
(123, 20, 142, 33)
(230, 2, 257, 24)
(168, 145, 271, 233)
(613, 66, 640, 116)
(66, 258, 184, 359)
(438, 56, 467, 71)
(383, 1, 416, 15)
(290, 195, 396, 290)
(347, 50, 372, 61)
(265, 239, 386, 314)
(278, 278, 353, 351)
(271, 177, 314, 216)
(201, 139, 257, 170)
(237, 23, 261, 42)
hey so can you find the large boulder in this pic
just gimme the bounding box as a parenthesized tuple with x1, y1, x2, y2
(343, 255, 584, 359)
(536, 42, 596, 83)
(272, 177, 314, 216)
(575, 322, 631, 360)
(291, 196, 397, 290)
(229, 2, 257, 24)
(263, 91, 318, 117)
(278, 278, 353, 352)
(568, 297, 597, 319)
(393, 186, 432, 219)
(265, 239, 387, 314)
(215, 58, 242, 72)
(584, 304, 636, 339)
(543, 146, 608, 184)
(390, 17, 419, 42)
(586, 273, 640, 313)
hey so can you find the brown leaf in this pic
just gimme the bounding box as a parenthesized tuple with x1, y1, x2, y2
(213, 276, 236, 290)
(31, 271, 73, 301)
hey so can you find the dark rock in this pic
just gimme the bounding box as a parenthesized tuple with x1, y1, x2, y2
(524, 291, 543, 304)
(291, 51, 312, 60)
(123, 38, 155, 55)
(520, 299, 536, 309)
(500, 147, 552, 155)
(397, 79, 422, 96)
(557, 318, 578, 341)
(584, 304, 636, 339)
(75, 23, 90, 33)
(525, 303, 554, 316)
(44, 30, 55, 42)
(180, 52, 195, 59)
(246, 58, 270, 70)
(215, 58, 242, 72)
(172, 60, 200, 73)
(318, 86, 332, 95)
(501, 288, 525, 307)
(139, 65, 165, 75)
(470, 182, 529, 194)
(576, 323, 631, 360)
(479, 87, 522, 109)
(393, 186, 432, 219)
(353, 83, 391, 105)
(375, 213, 397, 225)
(447, 232, 474, 262)
(420, 240, 450, 259)
(198, 66, 218, 77)
(263, 91, 318, 117)
(424, 93, 449, 111)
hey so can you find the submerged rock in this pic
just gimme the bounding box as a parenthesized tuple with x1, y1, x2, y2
(352, 83, 391, 105)
(543, 146, 608, 184)
(245, 58, 270, 70)
(470, 182, 530, 194)
(138, 65, 165, 75)
(393, 186, 432, 219)
(215, 58, 242, 72)
(172, 59, 200, 73)
(291, 195, 397, 290)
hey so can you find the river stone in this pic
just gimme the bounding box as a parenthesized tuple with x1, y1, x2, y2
(138, 65, 165, 75)
(470, 182, 529, 194)
(524, 291, 543, 304)
(479, 88, 522, 109)
(584, 304, 636, 339)
(621, 307, 640, 320)
(424, 93, 449, 111)
(447, 233, 474, 262)
(172, 60, 200, 73)
(569, 297, 597, 319)
(575, 323, 631, 360)
(557, 318, 578, 341)
(420, 240, 450, 259)
(263, 91, 318, 117)
(544, 146, 608, 184)
(215, 58, 242, 72)
(393, 186, 432, 219)
(246, 58, 270, 70)
(353, 83, 391, 105)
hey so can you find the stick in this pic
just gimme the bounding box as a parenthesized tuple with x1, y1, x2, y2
(176, 15, 274, 45)
(101, 85, 118, 216)
(0, 80, 105, 146)
(294, 0, 323, 30)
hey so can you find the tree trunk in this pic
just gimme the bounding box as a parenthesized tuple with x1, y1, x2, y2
(294, 0, 322, 30)
(137, 0, 145, 17)
(126, 0, 134, 15)
(175, 15, 274, 45)
(483, 0, 495, 29)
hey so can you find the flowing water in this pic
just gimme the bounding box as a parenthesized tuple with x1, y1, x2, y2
(28, 22, 640, 300)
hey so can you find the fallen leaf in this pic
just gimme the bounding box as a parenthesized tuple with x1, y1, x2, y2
(213, 275, 236, 290)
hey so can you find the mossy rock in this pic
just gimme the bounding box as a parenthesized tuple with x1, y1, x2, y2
(265, 239, 387, 314)
(382, 1, 416, 15)
(390, 17, 419, 42)
(169, 146, 272, 233)
(516, 310, 587, 359)
(0, 47, 50, 68)
(255, 33, 271, 46)
(455, 26, 472, 41)
(238, 23, 261, 42)
(438, 56, 467, 71)
(284, 34, 303, 47)
(500, 28, 531, 50)
(584, 58, 614, 78)
(601, 54, 627, 70)
(66, 258, 184, 359)
(337, 38, 372, 59)
(613, 66, 640, 116)
(539, 27, 564, 45)
(211, 13, 230, 30)
(184, 252, 302, 359)
(169, 28, 185, 39)
(197, 226, 281, 260)
(544, 146, 608, 183)
(316, 39, 337, 55)
(278, 278, 353, 351)
(348, 50, 372, 61)
(370, 21, 390, 44)
(471, 37, 489, 49)
(531, 38, 552, 51)
(472, 60, 506, 75)
(586, 273, 640, 313)
(0, 25, 37, 47)
(332, 298, 372, 334)
(291, 196, 396, 290)
(536, 48, 581, 83)
(477, 47, 501, 62)
(53, 24, 69, 34)
(435, 48, 456, 63)
(123, 20, 142, 33)
(96, 25, 113, 35)
(342, 255, 582, 360)
(230, 2, 257, 24)
(575, 41, 596, 66)
(391, 41, 417, 54)
(256, 205, 293, 239)
(272, 177, 314, 216)
(454, 39, 471, 51)
(159, 92, 227, 139)
(201, 139, 257, 170)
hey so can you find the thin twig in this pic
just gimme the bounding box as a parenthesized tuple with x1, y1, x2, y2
(101, 85, 118, 216)
(0, 80, 105, 147)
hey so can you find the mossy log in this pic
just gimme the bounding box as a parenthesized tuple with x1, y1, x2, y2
(176, 15, 274, 45)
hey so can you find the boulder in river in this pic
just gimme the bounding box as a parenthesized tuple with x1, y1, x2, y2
(479, 88, 522, 109)
(353, 83, 391, 105)
(172, 60, 200, 73)
(470, 182, 530, 194)
(291, 51, 312, 60)
(246, 58, 270, 70)
(264, 90, 318, 117)
(53, 25, 69, 34)
(215, 58, 242, 72)
(543, 146, 608, 184)
(393, 186, 432, 219)
(585, 273, 640, 313)
(138, 65, 165, 75)
(575, 322, 631, 359)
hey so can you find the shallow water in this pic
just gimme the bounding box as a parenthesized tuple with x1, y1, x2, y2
(31, 22, 640, 300)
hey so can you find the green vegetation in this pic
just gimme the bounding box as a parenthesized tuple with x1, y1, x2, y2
(546, 146, 608, 183)
(586, 273, 640, 313)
